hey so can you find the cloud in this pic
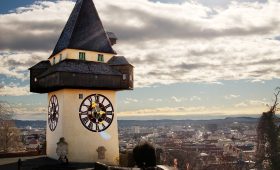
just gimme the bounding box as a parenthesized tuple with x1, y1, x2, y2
(148, 98, 163, 102)
(234, 99, 268, 108)
(118, 104, 266, 117)
(102, 0, 280, 42)
(123, 98, 139, 104)
(248, 99, 267, 106)
(171, 96, 187, 102)
(190, 96, 201, 101)
(119, 106, 207, 116)
(148, 0, 187, 4)
(0, 1, 73, 51)
(0, 0, 280, 87)
(12, 105, 45, 120)
(0, 85, 30, 96)
(0, 51, 49, 80)
(234, 102, 248, 107)
(225, 94, 240, 100)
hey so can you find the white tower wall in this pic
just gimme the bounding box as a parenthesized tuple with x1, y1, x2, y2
(47, 89, 119, 165)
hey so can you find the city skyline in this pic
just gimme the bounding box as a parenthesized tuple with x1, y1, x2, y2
(0, 0, 280, 120)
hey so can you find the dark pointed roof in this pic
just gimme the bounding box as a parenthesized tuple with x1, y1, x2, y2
(38, 59, 121, 78)
(29, 60, 51, 70)
(108, 56, 131, 66)
(50, 0, 115, 58)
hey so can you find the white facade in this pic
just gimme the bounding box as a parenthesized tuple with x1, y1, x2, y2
(47, 89, 119, 164)
(48, 49, 114, 65)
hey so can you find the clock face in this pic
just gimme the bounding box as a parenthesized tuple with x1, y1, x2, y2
(48, 95, 59, 131)
(79, 94, 114, 132)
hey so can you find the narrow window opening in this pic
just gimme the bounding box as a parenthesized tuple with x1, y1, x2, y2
(123, 74, 127, 80)
(79, 52, 86, 60)
(97, 54, 104, 62)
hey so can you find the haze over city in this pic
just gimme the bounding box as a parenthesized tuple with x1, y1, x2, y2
(0, 0, 280, 120)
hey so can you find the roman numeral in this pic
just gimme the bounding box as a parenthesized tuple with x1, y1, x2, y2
(106, 111, 113, 115)
(88, 96, 92, 103)
(102, 123, 106, 129)
(82, 104, 90, 109)
(95, 95, 99, 103)
(80, 111, 88, 115)
(81, 117, 89, 125)
(96, 124, 100, 131)
(105, 104, 111, 109)
(87, 122, 93, 130)
(101, 97, 105, 104)
(104, 117, 112, 124)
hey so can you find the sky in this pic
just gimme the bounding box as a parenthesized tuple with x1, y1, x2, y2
(0, 0, 279, 120)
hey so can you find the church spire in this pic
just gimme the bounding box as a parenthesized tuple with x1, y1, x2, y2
(50, 0, 115, 57)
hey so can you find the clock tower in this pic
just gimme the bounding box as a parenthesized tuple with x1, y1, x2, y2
(29, 0, 133, 165)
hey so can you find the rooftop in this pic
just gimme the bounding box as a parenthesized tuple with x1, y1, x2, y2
(37, 59, 122, 78)
(50, 0, 115, 58)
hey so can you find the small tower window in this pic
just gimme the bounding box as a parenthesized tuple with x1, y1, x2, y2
(79, 52, 86, 60)
(122, 74, 127, 80)
(97, 54, 104, 62)
(59, 54, 62, 62)
(53, 57, 56, 64)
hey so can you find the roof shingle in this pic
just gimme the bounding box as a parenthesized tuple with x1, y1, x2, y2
(50, 0, 115, 58)
(108, 56, 131, 66)
(38, 59, 121, 78)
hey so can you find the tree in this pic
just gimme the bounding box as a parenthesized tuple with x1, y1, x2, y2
(0, 102, 22, 152)
(256, 87, 280, 170)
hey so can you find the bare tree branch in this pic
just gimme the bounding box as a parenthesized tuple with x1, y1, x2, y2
(0, 102, 21, 152)
(269, 87, 280, 113)
(256, 87, 280, 169)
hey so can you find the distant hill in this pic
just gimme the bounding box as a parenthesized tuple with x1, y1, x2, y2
(15, 120, 46, 129)
(14, 117, 259, 129)
(224, 116, 258, 122)
(118, 117, 259, 127)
